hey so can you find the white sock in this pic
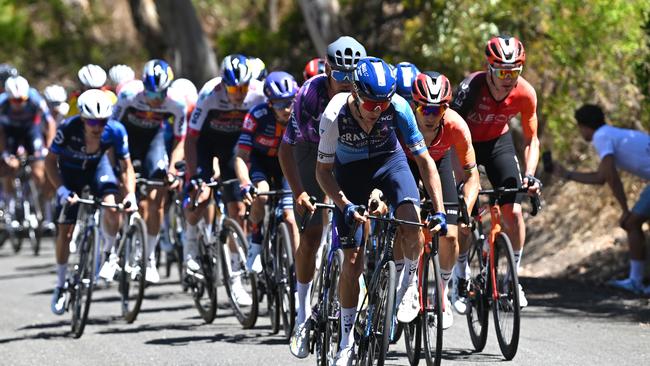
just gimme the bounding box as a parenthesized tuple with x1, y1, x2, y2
(146, 233, 159, 262)
(441, 268, 452, 294)
(231, 252, 241, 272)
(455, 250, 469, 278)
(102, 233, 116, 254)
(184, 224, 198, 258)
(296, 281, 313, 325)
(513, 249, 523, 273)
(630, 260, 645, 284)
(56, 264, 67, 288)
(397, 258, 417, 304)
(339, 307, 357, 350)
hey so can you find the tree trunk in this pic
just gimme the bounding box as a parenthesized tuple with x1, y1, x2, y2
(297, 0, 340, 57)
(128, 0, 218, 86)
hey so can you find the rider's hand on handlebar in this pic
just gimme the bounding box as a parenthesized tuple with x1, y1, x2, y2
(4, 154, 19, 169)
(295, 191, 315, 216)
(426, 211, 448, 236)
(240, 183, 255, 206)
(167, 172, 181, 190)
(368, 193, 388, 216)
(56, 185, 78, 205)
(344, 203, 367, 226)
(523, 174, 542, 196)
(122, 192, 138, 212)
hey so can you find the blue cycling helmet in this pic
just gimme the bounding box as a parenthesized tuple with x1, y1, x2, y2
(395, 62, 420, 100)
(221, 54, 252, 86)
(142, 59, 174, 93)
(353, 57, 397, 100)
(264, 71, 298, 100)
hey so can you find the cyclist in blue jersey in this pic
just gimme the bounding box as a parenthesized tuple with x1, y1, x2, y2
(0, 76, 57, 217)
(45, 89, 136, 315)
(316, 57, 447, 365)
(113, 59, 187, 283)
(235, 71, 299, 278)
(283, 36, 367, 359)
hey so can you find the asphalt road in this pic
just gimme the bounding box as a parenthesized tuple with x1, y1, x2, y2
(1, 239, 649, 366)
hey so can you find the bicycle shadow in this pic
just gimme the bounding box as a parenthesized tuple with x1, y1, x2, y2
(144, 327, 285, 347)
(1, 315, 120, 344)
(385, 349, 502, 365)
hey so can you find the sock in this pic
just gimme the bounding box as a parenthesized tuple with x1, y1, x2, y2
(231, 252, 241, 272)
(441, 268, 452, 297)
(455, 250, 469, 278)
(397, 258, 417, 304)
(184, 224, 198, 256)
(56, 264, 67, 288)
(339, 307, 357, 350)
(513, 249, 523, 273)
(146, 233, 159, 262)
(296, 281, 313, 325)
(630, 260, 645, 284)
(102, 233, 116, 254)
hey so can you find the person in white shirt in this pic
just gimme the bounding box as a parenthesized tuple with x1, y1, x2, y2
(553, 104, 650, 295)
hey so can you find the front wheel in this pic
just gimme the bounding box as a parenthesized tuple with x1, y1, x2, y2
(319, 249, 344, 366)
(466, 242, 489, 352)
(421, 252, 443, 366)
(276, 222, 296, 340)
(70, 225, 97, 338)
(119, 216, 147, 323)
(220, 218, 258, 328)
(404, 316, 422, 366)
(492, 232, 520, 360)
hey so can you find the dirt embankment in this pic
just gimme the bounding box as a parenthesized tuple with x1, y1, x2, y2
(520, 172, 649, 284)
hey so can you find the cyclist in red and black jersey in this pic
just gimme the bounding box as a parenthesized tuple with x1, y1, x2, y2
(451, 35, 541, 308)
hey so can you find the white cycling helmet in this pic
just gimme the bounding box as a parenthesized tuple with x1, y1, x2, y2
(78, 64, 107, 88)
(5, 75, 30, 99)
(108, 64, 135, 86)
(43, 84, 68, 104)
(77, 89, 113, 119)
(169, 78, 198, 102)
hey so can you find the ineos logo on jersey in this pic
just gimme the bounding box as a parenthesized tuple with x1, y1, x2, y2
(467, 111, 518, 124)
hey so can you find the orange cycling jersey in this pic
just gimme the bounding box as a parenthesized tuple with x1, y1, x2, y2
(402, 109, 476, 170)
(451, 71, 537, 142)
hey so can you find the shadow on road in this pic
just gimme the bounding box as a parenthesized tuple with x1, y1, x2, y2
(144, 328, 286, 347)
(521, 276, 650, 323)
(384, 349, 503, 365)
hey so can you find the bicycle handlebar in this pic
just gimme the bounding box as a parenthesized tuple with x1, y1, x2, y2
(298, 196, 336, 233)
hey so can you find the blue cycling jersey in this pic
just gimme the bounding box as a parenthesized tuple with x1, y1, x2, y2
(317, 93, 426, 165)
(50, 116, 130, 171)
(0, 88, 52, 128)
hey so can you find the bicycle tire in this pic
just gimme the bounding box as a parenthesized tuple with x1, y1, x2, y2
(276, 222, 296, 340)
(421, 252, 443, 366)
(318, 248, 344, 366)
(492, 232, 521, 360)
(360, 260, 396, 366)
(466, 239, 489, 352)
(71, 225, 97, 338)
(404, 316, 422, 366)
(192, 232, 218, 323)
(220, 217, 258, 328)
(27, 181, 42, 256)
(119, 216, 147, 323)
(260, 222, 280, 335)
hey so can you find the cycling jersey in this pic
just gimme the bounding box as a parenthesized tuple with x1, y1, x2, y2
(283, 74, 329, 145)
(116, 80, 144, 97)
(0, 88, 50, 128)
(50, 116, 130, 171)
(402, 108, 476, 170)
(451, 71, 537, 142)
(238, 103, 285, 157)
(317, 93, 427, 165)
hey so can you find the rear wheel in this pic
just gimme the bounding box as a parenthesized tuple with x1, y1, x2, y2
(220, 218, 258, 328)
(119, 216, 147, 323)
(492, 232, 520, 360)
(404, 316, 422, 366)
(466, 243, 489, 352)
(276, 222, 296, 340)
(192, 233, 218, 323)
(421, 252, 443, 366)
(71, 226, 97, 338)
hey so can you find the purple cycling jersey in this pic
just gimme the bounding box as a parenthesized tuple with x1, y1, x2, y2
(282, 74, 329, 145)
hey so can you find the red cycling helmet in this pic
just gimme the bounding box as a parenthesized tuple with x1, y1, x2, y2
(411, 72, 452, 106)
(303, 58, 326, 81)
(485, 35, 526, 66)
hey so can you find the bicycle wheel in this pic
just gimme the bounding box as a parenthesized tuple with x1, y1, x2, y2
(27, 182, 42, 255)
(169, 200, 185, 281)
(220, 217, 258, 328)
(318, 248, 344, 366)
(276, 222, 296, 340)
(261, 226, 280, 334)
(192, 234, 218, 323)
(466, 241, 489, 352)
(421, 252, 443, 366)
(71, 225, 97, 338)
(119, 216, 147, 323)
(404, 316, 422, 366)
(359, 260, 396, 366)
(492, 232, 520, 360)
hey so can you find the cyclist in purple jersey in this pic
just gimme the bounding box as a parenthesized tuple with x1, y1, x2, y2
(284, 36, 367, 359)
